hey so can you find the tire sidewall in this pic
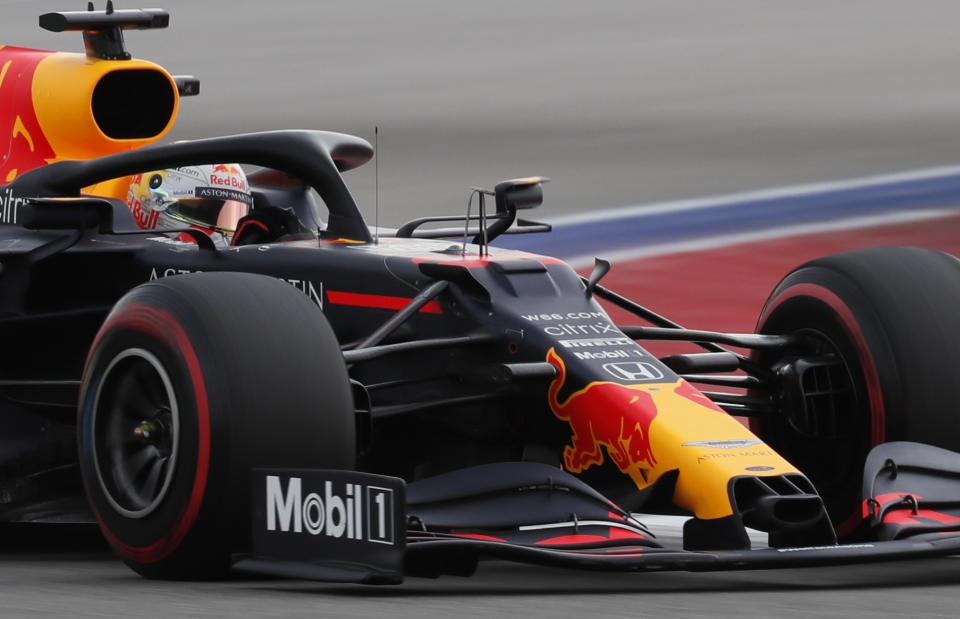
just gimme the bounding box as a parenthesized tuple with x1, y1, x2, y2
(752, 247, 960, 535)
(79, 272, 355, 578)
(757, 266, 895, 446)
(754, 270, 885, 530)
(78, 297, 227, 572)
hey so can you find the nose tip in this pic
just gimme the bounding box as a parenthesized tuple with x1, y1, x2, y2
(744, 494, 826, 531)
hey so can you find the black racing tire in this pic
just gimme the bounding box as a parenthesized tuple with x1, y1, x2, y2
(751, 247, 960, 536)
(78, 272, 354, 579)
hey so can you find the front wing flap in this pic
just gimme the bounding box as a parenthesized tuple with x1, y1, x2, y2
(403, 532, 960, 576)
(864, 441, 960, 540)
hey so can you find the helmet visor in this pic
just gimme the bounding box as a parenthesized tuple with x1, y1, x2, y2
(165, 197, 251, 234)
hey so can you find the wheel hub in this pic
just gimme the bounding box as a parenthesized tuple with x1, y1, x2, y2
(91, 348, 180, 519)
(133, 420, 161, 444)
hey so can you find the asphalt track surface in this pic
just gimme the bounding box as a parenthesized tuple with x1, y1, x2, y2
(6, 524, 960, 619)
(6, 1, 960, 616)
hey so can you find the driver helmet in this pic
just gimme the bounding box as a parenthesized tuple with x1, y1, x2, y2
(125, 164, 253, 247)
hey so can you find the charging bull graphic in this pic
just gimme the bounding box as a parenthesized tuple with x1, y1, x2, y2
(0, 48, 57, 184)
(546, 348, 658, 473)
(212, 163, 240, 175)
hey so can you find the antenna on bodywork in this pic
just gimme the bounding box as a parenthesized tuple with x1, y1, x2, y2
(374, 126, 379, 245)
(462, 187, 494, 256)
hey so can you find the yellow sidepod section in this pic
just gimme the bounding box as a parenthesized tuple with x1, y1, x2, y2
(31, 52, 179, 162)
(2, 47, 178, 183)
(1, 46, 58, 182)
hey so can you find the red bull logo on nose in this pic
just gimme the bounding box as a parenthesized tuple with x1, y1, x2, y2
(546, 349, 804, 520)
(546, 348, 658, 474)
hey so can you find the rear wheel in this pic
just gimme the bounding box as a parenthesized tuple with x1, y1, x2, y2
(752, 247, 960, 535)
(79, 272, 354, 579)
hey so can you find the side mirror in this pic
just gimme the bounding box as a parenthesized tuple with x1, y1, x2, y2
(172, 75, 200, 97)
(21, 197, 114, 232)
(494, 176, 549, 213)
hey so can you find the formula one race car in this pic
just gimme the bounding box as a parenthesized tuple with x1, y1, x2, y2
(4, 6, 960, 583)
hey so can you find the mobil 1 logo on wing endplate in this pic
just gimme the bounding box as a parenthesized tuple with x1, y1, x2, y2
(252, 469, 405, 570)
(364, 484, 396, 544)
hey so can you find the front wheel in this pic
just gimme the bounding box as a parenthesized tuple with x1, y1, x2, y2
(79, 272, 355, 579)
(752, 247, 960, 535)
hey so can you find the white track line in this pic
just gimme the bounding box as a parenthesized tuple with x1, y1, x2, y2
(563, 208, 957, 269)
(548, 165, 960, 227)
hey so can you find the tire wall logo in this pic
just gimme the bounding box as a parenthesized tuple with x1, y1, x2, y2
(0, 48, 57, 185)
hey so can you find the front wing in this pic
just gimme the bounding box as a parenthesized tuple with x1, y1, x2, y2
(233, 452, 960, 584)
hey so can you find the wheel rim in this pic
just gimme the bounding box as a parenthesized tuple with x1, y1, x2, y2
(91, 348, 180, 519)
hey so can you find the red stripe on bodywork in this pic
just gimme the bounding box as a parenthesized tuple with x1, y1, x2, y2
(452, 533, 507, 542)
(326, 290, 443, 314)
(412, 256, 565, 267)
(535, 534, 611, 546)
(608, 527, 647, 541)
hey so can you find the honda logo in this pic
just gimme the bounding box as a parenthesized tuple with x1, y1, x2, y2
(602, 362, 664, 382)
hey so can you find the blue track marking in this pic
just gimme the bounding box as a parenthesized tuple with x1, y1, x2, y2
(494, 169, 960, 260)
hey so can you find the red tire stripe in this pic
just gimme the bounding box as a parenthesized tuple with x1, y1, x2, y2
(760, 282, 886, 537)
(759, 282, 886, 447)
(84, 303, 211, 564)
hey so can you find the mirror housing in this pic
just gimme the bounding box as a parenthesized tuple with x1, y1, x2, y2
(494, 176, 549, 213)
(21, 197, 114, 231)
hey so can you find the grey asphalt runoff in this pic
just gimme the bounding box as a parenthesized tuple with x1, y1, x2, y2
(5, 1, 960, 616)
(6, 0, 960, 226)
(3, 525, 960, 619)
